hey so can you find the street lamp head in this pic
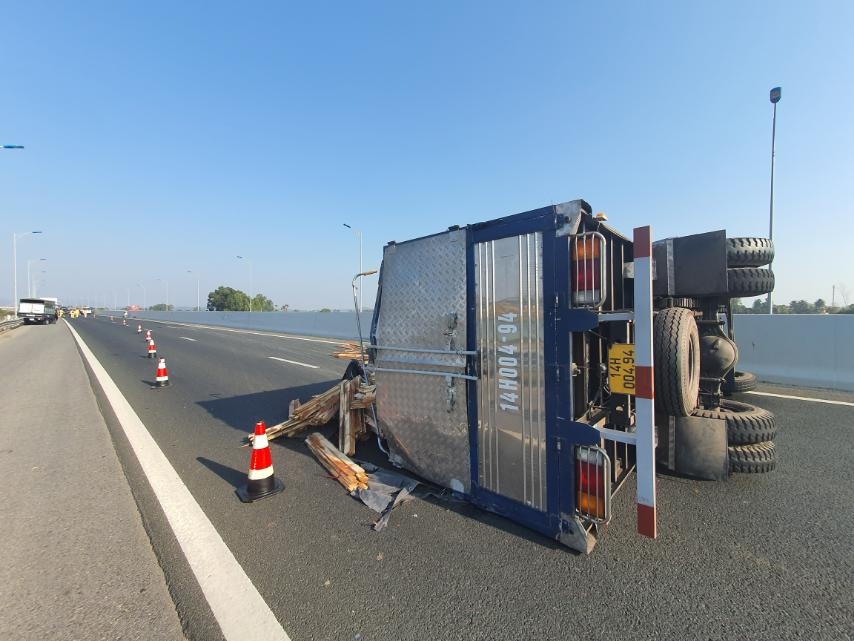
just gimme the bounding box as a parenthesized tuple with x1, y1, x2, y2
(343, 223, 352, 229)
(770, 87, 781, 104)
(2, 144, 25, 149)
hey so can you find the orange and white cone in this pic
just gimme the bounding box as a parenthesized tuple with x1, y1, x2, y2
(137, 324, 142, 334)
(144, 329, 152, 342)
(237, 420, 284, 503)
(147, 338, 157, 359)
(154, 357, 170, 387)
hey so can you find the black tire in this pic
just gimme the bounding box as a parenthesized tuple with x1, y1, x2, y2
(728, 441, 776, 474)
(693, 398, 776, 445)
(654, 307, 700, 416)
(728, 267, 775, 297)
(726, 237, 774, 267)
(722, 370, 757, 395)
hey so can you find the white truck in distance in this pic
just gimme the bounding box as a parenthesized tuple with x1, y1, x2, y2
(18, 298, 57, 324)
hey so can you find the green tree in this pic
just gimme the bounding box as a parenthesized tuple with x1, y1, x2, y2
(789, 300, 814, 314)
(751, 297, 769, 314)
(814, 299, 826, 313)
(207, 286, 250, 311)
(319, 308, 331, 313)
(281, 304, 289, 312)
(150, 303, 173, 311)
(251, 293, 275, 312)
(731, 298, 748, 314)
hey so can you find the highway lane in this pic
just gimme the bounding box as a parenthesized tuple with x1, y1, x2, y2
(70, 316, 854, 641)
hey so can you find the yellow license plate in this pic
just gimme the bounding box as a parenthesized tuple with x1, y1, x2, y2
(608, 343, 636, 395)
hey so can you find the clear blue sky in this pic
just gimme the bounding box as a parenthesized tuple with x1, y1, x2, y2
(2, 1, 852, 309)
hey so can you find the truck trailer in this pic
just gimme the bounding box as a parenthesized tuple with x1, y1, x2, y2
(18, 298, 58, 324)
(366, 199, 776, 553)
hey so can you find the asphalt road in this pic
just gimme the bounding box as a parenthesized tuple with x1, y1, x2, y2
(69, 316, 854, 641)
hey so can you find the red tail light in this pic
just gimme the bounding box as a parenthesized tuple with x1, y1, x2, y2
(576, 446, 611, 522)
(571, 232, 607, 307)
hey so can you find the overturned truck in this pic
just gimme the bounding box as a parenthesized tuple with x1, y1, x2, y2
(367, 200, 775, 553)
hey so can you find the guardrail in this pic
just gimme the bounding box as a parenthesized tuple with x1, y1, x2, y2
(129, 310, 373, 341)
(734, 314, 854, 392)
(0, 318, 23, 333)
(122, 311, 853, 392)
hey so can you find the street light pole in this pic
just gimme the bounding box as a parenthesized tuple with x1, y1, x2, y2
(157, 278, 169, 310)
(136, 283, 147, 310)
(12, 231, 42, 316)
(236, 256, 253, 312)
(188, 270, 200, 311)
(27, 258, 46, 297)
(768, 86, 781, 315)
(32, 270, 46, 298)
(343, 223, 364, 312)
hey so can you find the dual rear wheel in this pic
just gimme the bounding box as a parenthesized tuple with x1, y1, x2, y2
(653, 307, 776, 474)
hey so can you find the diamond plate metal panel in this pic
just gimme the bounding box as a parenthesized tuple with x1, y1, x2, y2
(374, 229, 471, 492)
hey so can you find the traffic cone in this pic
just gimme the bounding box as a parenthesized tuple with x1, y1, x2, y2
(154, 357, 170, 387)
(122, 318, 127, 326)
(237, 420, 284, 503)
(147, 338, 157, 359)
(144, 329, 152, 343)
(137, 324, 142, 334)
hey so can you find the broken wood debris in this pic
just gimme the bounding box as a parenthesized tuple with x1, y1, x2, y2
(246, 384, 339, 445)
(338, 377, 375, 455)
(332, 342, 368, 361)
(244, 378, 376, 452)
(305, 432, 369, 492)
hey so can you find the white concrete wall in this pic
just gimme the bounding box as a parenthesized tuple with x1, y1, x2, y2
(733, 314, 854, 391)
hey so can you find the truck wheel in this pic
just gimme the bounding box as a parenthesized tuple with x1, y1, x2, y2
(728, 267, 775, 297)
(726, 237, 774, 267)
(728, 441, 776, 473)
(693, 399, 776, 445)
(654, 307, 700, 416)
(722, 370, 757, 395)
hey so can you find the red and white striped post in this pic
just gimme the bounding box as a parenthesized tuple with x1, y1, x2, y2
(633, 226, 657, 539)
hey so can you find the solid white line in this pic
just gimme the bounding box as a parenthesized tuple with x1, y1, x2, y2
(66, 323, 290, 641)
(747, 391, 854, 407)
(179, 336, 198, 342)
(268, 356, 319, 369)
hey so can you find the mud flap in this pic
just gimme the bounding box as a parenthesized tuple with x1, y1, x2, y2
(657, 415, 728, 481)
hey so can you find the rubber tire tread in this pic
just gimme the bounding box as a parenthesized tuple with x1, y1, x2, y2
(693, 398, 776, 445)
(728, 440, 777, 473)
(722, 370, 758, 395)
(653, 307, 700, 417)
(728, 267, 775, 297)
(726, 237, 775, 267)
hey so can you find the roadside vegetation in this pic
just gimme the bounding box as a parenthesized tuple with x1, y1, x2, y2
(206, 286, 276, 311)
(733, 297, 854, 314)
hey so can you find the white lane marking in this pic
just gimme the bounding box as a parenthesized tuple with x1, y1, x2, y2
(139, 319, 343, 345)
(268, 356, 319, 369)
(747, 391, 854, 407)
(179, 336, 198, 342)
(66, 323, 290, 641)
